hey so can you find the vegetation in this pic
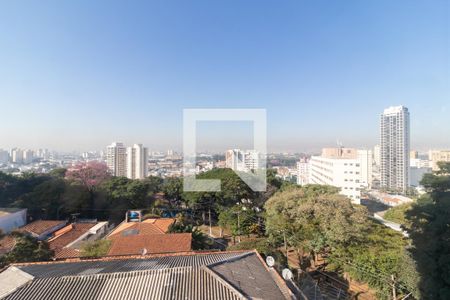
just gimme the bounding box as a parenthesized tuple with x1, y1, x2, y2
(383, 203, 412, 226)
(3, 164, 449, 299)
(264, 185, 410, 299)
(80, 239, 112, 257)
(168, 216, 212, 250)
(0, 232, 53, 267)
(403, 162, 450, 299)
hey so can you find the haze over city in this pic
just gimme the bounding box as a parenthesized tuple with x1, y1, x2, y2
(1, 1, 449, 153)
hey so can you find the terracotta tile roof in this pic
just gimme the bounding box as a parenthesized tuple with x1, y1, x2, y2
(48, 223, 96, 251)
(108, 218, 176, 238)
(0, 236, 16, 255)
(108, 233, 192, 256)
(53, 248, 81, 260)
(18, 220, 66, 236)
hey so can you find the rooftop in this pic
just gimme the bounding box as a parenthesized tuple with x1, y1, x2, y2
(18, 220, 67, 236)
(108, 233, 192, 256)
(108, 218, 176, 238)
(1, 250, 294, 300)
(0, 208, 25, 217)
(48, 223, 97, 259)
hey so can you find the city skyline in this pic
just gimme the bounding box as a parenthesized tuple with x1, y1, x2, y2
(1, 1, 449, 152)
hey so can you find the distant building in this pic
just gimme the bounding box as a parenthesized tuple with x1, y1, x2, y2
(11, 149, 23, 164)
(22, 149, 34, 164)
(380, 106, 410, 192)
(309, 148, 372, 204)
(410, 150, 419, 160)
(126, 144, 148, 179)
(428, 150, 450, 171)
(225, 149, 263, 172)
(0, 149, 9, 164)
(296, 158, 310, 185)
(106, 142, 127, 177)
(0, 208, 27, 234)
(410, 166, 432, 187)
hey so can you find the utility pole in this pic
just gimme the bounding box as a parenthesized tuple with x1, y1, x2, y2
(237, 212, 241, 243)
(391, 274, 397, 300)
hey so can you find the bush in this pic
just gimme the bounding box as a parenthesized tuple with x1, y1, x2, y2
(80, 239, 111, 257)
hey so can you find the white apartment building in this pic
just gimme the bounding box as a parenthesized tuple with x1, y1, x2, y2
(11, 149, 23, 164)
(225, 149, 263, 172)
(380, 106, 410, 192)
(309, 148, 372, 204)
(23, 149, 34, 164)
(428, 150, 450, 171)
(0, 149, 9, 164)
(106, 142, 127, 177)
(296, 158, 310, 185)
(126, 144, 148, 179)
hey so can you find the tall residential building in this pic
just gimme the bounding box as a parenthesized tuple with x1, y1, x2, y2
(0, 149, 9, 164)
(126, 144, 148, 179)
(225, 149, 262, 172)
(296, 158, 310, 185)
(106, 142, 127, 177)
(309, 147, 372, 204)
(11, 148, 23, 164)
(380, 106, 410, 192)
(428, 150, 450, 171)
(23, 149, 34, 164)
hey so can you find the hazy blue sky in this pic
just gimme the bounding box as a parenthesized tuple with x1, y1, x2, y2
(0, 1, 449, 153)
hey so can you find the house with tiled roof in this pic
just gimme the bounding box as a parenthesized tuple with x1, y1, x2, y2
(107, 217, 176, 238)
(48, 221, 108, 260)
(103, 217, 189, 257)
(18, 220, 67, 240)
(0, 250, 300, 299)
(107, 232, 192, 256)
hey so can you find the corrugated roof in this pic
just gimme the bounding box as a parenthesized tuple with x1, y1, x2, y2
(16, 252, 249, 278)
(5, 251, 294, 300)
(3, 267, 244, 300)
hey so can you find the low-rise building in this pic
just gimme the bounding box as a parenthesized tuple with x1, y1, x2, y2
(0, 208, 27, 234)
(429, 150, 450, 171)
(48, 221, 108, 259)
(0, 250, 295, 299)
(309, 148, 372, 204)
(296, 158, 310, 185)
(18, 220, 67, 240)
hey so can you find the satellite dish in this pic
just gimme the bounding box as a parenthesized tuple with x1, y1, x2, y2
(282, 268, 293, 280)
(141, 248, 148, 256)
(266, 256, 275, 267)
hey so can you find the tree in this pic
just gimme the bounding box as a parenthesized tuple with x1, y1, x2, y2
(65, 162, 111, 219)
(101, 177, 157, 223)
(65, 162, 110, 192)
(404, 162, 450, 299)
(168, 219, 212, 250)
(265, 185, 368, 260)
(80, 240, 111, 257)
(14, 178, 66, 220)
(0, 232, 52, 267)
(162, 177, 184, 203)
